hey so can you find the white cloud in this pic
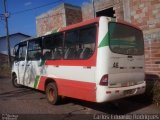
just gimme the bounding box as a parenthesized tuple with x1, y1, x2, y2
(24, 2, 32, 6)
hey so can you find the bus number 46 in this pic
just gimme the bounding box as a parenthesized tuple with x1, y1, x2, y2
(113, 62, 119, 68)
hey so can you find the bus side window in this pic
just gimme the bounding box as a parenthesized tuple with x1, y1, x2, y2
(15, 42, 27, 61)
(28, 38, 42, 61)
(19, 46, 27, 61)
(64, 25, 96, 60)
(64, 30, 78, 60)
(79, 25, 96, 59)
(43, 33, 63, 60)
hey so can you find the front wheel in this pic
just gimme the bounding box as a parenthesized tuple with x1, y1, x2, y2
(12, 74, 21, 88)
(45, 82, 60, 105)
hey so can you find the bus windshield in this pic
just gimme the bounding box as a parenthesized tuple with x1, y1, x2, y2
(109, 22, 144, 55)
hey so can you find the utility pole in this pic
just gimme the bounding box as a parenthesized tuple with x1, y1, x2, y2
(92, 0, 96, 18)
(3, 0, 11, 68)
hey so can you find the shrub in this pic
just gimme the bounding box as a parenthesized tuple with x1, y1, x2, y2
(153, 80, 160, 106)
(145, 74, 160, 106)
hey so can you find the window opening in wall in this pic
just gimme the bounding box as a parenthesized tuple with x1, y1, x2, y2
(96, 7, 115, 18)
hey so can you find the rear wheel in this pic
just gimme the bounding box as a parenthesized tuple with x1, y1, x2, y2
(45, 82, 60, 105)
(12, 74, 21, 88)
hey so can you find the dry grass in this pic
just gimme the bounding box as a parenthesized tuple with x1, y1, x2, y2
(145, 77, 160, 106)
(153, 81, 160, 106)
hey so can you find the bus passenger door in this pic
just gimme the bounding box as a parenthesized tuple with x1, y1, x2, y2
(25, 60, 42, 88)
(14, 42, 27, 85)
(25, 38, 43, 88)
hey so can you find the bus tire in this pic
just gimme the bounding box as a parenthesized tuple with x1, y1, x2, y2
(12, 74, 21, 88)
(45, 82, 60, 105)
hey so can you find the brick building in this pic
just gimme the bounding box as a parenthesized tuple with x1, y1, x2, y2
(82, 0, 160, 78)
(36, 3, 82, 36)
(36, 0, 160, 78)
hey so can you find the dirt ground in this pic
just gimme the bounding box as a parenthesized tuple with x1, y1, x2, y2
(0, 77, 160, 120)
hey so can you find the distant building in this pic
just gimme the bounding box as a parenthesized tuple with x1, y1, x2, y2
(0, 32, 31, 56)
(36, 0, 160, 78)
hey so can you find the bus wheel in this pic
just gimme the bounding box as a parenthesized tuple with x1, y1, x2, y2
(12, 74, 21, 88)
(46, 82, 60, 105)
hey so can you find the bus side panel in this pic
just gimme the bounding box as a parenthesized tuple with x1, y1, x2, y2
(37, 76, 47, 91)
(37, 76, 96, 102)
(57, 78, 96, 102)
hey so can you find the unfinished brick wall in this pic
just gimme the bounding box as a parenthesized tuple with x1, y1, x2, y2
(82, 3, 94, 20)
(82, 0, 160, 77)
(144, 40, 160, 75)
(36, 3, 82, 37)
(36, 4, 65, 36)
(82, 0, 124, 21)
(65, 5, 82, 26)
(128, 0, 160, 77)
(113, 0, 124, 20)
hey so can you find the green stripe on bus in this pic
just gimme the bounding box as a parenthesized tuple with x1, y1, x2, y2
(98, 33, 109, 48)
(39, 60, 45, 66)
(34, 76, 40, 88)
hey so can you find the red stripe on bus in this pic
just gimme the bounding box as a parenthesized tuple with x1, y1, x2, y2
(37, 76, 46, 91)
(38, 76, 96, 102)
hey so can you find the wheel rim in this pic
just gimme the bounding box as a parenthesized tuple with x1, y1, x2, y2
(48, 88, 55, 102)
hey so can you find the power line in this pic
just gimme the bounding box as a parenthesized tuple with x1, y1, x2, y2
(11, 0, 63, 15)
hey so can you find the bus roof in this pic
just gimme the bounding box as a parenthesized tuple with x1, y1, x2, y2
(59, 16, 141, 32)
(117, 19, 142, 31)
(59, 17, 100, 32)
(19, 16, 142, 43)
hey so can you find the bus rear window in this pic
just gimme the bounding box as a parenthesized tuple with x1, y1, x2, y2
(109, 22, 144, 55)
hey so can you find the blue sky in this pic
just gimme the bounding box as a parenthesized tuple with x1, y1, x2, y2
(0, 0, 91, 37)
